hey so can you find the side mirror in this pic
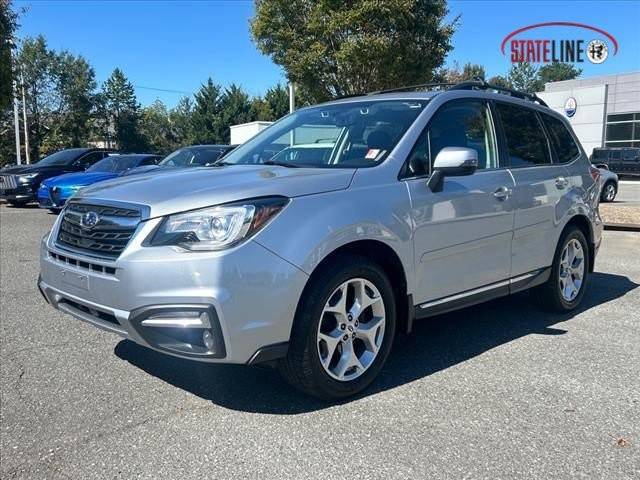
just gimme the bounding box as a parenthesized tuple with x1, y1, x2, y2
(427, 147, 478, 192)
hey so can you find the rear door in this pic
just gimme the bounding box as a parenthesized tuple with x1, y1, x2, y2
(622, 148, 640, 176)
(404, 98, 515, 304)
(495, 101, 568, 276)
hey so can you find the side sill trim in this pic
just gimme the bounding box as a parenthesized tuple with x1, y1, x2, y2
(415, 268, 550, 319)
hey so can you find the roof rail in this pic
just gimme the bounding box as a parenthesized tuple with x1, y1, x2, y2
(448, 80, 548, 107)
(368, 82, 454, 95)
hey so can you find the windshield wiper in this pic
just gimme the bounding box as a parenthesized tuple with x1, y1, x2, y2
(262, 160, 300, 168)
(209, 161, 233, 167)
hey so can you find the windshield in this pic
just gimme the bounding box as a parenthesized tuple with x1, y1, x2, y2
(159, 147, 225, 167)
(219, 99, 427, 168)
(36, 149, 88, 166)
(87, 156, 142, 173)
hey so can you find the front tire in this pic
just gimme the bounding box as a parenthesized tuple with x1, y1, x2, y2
(532, 226, 590, 312)
(600, 181, 617, 202)
(279, 255, 396, 400)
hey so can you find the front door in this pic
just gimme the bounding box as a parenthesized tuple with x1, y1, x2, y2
(404, 99, 515, 305)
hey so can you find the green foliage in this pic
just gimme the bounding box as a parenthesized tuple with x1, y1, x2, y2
(53, 52, 96, 147)
(218, 84, 253, 143)
(101, 68, 146, 151)
(169, 96, 194, 146)
(507, 62, 542, 93)
(18, 35, 58, 159)
(251, 0, 456, 102)
(139, 99, 177, 154)
(538, 62, 582, 85)
(434, 61, 485, 84)
(0, 0, 18, 112)
(486, 75, 510, 88)
(191, 78, 223, 144)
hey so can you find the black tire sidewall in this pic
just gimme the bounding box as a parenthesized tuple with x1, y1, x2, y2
(291, 257, 396, 398)
(551, 228, 590, 311)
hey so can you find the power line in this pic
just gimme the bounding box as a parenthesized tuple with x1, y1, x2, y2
(133, 85, 194, 96)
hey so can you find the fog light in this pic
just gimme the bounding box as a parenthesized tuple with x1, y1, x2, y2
(203, 330, 215, 350)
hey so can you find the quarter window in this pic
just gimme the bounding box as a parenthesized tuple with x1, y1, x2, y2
(404, 99, 498, 177)
(496, 103, 551, 167)
(541, 114, 580, 163)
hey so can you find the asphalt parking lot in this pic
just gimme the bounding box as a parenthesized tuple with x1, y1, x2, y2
(1, 204, 639, 479)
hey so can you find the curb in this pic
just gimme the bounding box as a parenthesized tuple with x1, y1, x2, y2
(604, 223, 640, 232)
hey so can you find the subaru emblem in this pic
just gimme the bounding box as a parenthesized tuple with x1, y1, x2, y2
(80, 211, 100, 229)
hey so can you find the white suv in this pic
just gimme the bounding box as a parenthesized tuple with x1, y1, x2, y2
(39, 82, 603, 399)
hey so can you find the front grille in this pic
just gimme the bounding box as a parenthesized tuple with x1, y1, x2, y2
(49, 250, 117, 275)
(55, 202, 141, 259)
(0, 174, 17, 189)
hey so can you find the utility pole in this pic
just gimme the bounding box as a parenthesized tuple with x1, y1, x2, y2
(10, 40, 22, 165)
(288, 83, 295, 114)
(20, 72, 30, 164)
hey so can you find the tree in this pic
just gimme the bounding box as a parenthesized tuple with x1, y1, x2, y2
(53, 52, 96, 147)
(102, 68, 145, 151)
(169, 96, 194, 146)
(18, 35, 58, 160)
(507, 62, 542, 93)
(218, 84, 253, 142)
(434, 61, 485, 84)
(251, 0, 457, 102)
(264, 84, 289, 119)
(140, 99, 176, 154)
(538, 62, 581, 86)
(0, 0, 18, 112)
(191, 78, 223, 144)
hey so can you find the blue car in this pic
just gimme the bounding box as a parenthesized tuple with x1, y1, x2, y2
(38, 154, 161, 211)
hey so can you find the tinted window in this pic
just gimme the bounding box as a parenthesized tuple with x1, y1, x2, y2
(77, 151, 106, 167)
(36, 148, 89, 166)
(496, 103, 551, 167)
(160, 147, 225, 167)
(404, 99, 498, 177)
(87, 156, 141, 173)
(140, 156, 160, 165)
(610, 150, 622, 160)
(542, 114, 580, 163)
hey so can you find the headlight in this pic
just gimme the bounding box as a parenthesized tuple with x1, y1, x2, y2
(18, 173, 38, 183)
(148, 197, 289, 251)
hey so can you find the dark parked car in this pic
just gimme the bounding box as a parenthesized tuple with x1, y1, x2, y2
(0, 148, 116, 206)
(590, 147, 640, 177)
(123, 145, 236, 176)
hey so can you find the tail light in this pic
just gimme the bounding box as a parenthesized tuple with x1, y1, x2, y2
(589, 165, 601, 183)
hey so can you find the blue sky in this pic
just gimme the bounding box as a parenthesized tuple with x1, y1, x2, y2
(15, 0, 640, 107)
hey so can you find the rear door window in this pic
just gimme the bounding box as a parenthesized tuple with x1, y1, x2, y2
(541, 114, 580, 163)
(495, 103, 551, 167)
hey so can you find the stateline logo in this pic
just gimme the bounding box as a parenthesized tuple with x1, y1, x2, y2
(501, 22, 618, 64)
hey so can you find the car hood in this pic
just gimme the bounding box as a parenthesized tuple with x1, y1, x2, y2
(121, 165, 166, 176)
(75, 165, 356, 219)
(43, 171, 118, 188)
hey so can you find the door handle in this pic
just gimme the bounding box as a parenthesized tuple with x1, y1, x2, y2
(493, 186, 512, 200)
(555, 176, 569, 189)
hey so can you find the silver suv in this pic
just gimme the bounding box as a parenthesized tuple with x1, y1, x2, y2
(39, 83, 603, 399)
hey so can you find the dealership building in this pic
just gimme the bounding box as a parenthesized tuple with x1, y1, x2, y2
(537, 71, 640, 155)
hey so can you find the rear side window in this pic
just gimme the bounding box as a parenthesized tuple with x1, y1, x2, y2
(496, 103, 551, 167)
(541, 114, 580, 163)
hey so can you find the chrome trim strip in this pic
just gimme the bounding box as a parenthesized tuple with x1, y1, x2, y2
(419, 270, 543, 309)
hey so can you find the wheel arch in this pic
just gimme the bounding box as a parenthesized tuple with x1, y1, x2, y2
(562, 214, 595, 273)
(294, 239, 412, 336)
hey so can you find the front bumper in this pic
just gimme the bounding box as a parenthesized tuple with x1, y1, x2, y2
(39, 218, 309, 364)
(0, 186, 35, 202)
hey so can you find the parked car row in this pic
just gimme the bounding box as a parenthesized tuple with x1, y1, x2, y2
(0, 144, 236, 210)
(35, 81, 604, 399)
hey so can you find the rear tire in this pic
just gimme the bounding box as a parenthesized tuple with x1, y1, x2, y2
(600, 181, 617, 202)
(279, 255, 396, 400)
(7, 200, 27, 207)
(532, 226, 590, 312)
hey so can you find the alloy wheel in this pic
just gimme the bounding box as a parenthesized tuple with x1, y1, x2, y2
(317, 278, 386, 381)
(559, 238, 585, 302)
